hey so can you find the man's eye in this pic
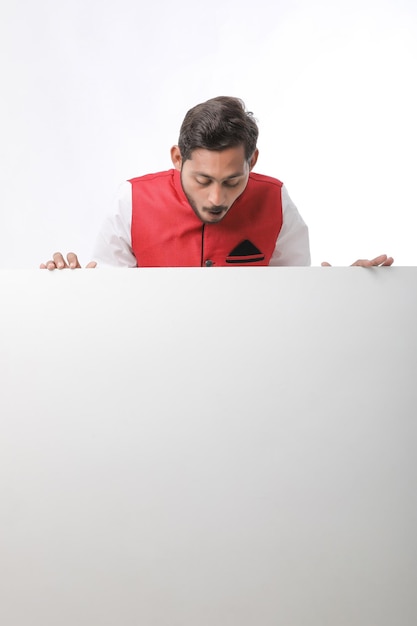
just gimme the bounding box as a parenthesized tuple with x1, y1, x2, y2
(196, 179, 210, 186)
(224, 181, 239, 188)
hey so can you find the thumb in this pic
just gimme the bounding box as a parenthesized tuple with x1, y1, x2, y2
(321, 262, 332, 267)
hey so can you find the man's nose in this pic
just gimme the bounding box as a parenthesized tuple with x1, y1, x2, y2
(208, 183, 225, 206)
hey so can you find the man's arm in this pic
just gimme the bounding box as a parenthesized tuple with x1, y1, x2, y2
(91, 181, 137, 267)
(40, 182, 136, 270)
(269, 185, 311, 267)
(268, 186, 394, 268)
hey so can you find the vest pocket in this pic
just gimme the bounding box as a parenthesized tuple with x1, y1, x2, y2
(225, 240, 265, 264)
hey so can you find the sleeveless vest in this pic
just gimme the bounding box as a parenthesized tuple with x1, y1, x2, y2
(130, 169, 283, 267)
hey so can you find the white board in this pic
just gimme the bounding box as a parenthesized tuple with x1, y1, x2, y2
(0, 267, 416, 625)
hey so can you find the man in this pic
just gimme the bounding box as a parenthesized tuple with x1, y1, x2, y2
(41, 96, 393, 270)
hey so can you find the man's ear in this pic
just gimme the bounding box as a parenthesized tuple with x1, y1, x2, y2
(171, 145, 182, 170)
(249, 148, 259, 171)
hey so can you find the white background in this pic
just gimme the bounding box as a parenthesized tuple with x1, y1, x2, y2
(1, 0, 416, 268)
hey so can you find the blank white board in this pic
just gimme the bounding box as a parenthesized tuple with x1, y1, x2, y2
(0, 268, 416, 625)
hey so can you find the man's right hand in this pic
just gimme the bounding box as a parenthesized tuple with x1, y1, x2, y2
(40, 252, 97, 270)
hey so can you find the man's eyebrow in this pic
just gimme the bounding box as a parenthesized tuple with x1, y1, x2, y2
(224, 172, 245, 179)
(193, 171, 245, 180)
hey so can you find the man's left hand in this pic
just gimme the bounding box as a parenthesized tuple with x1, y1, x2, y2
(321, 254, 394, 267)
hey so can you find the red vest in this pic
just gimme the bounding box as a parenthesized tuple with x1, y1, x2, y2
(130, 169, 283, 267)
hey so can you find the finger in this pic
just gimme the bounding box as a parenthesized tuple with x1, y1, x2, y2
(321, 262, 331, 267)
(86, 261, 97, 268)
(369, 254, 389, 266)
(52, 252, 68, 269)
(351, 259, 373, 267)
(351, 255, 394, 267)
(381, 256, 394, 266)
(66, 252, 81, 269)
(42, 259, 59, 271)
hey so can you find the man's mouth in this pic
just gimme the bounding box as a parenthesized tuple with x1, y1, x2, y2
(206, 206, 227, 215)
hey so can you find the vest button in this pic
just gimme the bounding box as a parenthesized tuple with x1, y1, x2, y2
(205, 260, 214, 267)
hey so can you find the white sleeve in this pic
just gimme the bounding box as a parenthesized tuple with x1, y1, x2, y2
(92, 181, 137, 268)
(269, 185, 311, 266)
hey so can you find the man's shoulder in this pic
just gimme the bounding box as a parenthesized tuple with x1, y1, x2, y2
(128, 169, 175, 185)
(249, 172, 284, 188)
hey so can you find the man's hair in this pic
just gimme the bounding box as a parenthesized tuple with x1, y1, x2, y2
(178, 96, 258, 162)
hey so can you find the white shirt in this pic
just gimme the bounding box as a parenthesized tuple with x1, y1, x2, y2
(92, 179, 311, 267)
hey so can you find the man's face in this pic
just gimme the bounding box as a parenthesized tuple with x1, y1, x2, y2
(171, 144, 258, 224)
